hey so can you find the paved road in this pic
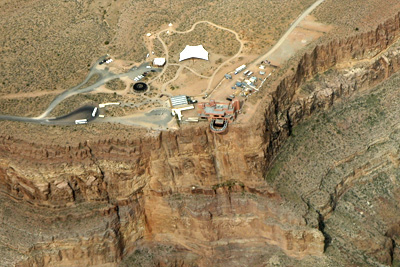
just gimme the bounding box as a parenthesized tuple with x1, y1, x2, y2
(103, 108, 173, 128)
(37, 59, 159, 119)
(154, 0, 326, 100)
(207, 0, 326, 99)
(0, 105, 97, 125)
(0, 56, 168, 127)
(47, 105, 98, 125)
(0, 0, 325, 128)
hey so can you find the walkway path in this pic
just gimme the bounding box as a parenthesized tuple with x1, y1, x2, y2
(0, 0, 327, 129)
(153, 0, 326, 98)
(238, 0, 327, 123)
(151, 21, 244, 94)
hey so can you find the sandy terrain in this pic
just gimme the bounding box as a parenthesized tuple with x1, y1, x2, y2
(166, 68, 209, 97)
(268, 15, 333, 65)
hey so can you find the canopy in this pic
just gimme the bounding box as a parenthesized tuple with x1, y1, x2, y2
(179, 45, 209, 62)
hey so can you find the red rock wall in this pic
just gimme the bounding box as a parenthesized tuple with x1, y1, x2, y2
(2, 11, 400, 266)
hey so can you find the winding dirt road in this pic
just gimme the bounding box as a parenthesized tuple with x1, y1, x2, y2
(0, 0, 326, 128)
(260, 0, 326, 62)
(151, 21, 244, 93)
(152, 0, 326, 97)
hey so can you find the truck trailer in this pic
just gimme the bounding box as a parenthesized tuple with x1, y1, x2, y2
(75, 119, 88, 125)
(234, 64, 246, 74)
(92, 107, 98, 117)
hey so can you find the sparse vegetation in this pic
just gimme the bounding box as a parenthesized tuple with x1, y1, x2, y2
(78, 74, 101, 89)
(105, 78, 126, 91)
(0, 95, 55, 117)
(0, 1, 112, 95)
(157, 65, 180, 83)
(49, 93, 120, 117)
(163, 23, 240, 63)
(315, 0, 400, 35)
(265, 69, 400, 265)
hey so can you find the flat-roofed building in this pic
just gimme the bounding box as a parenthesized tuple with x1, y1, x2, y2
(169, 95, 194, 121)
(171, 104, 194, 121)
(153, 58, 166, 67)
(169, 95, 188, 107)
(197, 99, 240, 133)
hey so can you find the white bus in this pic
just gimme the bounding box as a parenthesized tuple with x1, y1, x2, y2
(92, 107, 98, 117)
(234, 64, 246, 74)
(243, 70, 250, 75)
(75, 119, 88, 125)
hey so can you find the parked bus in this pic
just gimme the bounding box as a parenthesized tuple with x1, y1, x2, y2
(92, 107, 98, 117)
(234, 64, 246, 74)
(75, 119, 88, 125)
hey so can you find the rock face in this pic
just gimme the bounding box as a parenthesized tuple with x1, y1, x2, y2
(1, 11, 400, 267)
(0, 127, 325, 266)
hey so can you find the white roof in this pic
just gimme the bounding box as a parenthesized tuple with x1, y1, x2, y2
(179, 45, 209, 62)
(153, 58, 166, 66)
(170, 95, 188, 107)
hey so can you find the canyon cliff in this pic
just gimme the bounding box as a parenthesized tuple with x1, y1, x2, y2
(1, 11, 400, 267)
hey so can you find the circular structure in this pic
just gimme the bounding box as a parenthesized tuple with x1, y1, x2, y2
(210, 119, 228, 133)
(133, 82, 148, 93)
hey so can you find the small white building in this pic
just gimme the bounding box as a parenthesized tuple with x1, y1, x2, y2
(153, 58, 166, 67)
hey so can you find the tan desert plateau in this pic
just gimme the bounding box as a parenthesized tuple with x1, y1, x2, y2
(2, 0, 400, 266)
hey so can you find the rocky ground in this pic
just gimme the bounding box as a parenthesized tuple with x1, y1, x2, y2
(2, 1, 400, 267)
(268, 60, 400, 267)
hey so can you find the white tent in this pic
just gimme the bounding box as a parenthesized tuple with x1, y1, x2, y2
(179, 45, 209, 62)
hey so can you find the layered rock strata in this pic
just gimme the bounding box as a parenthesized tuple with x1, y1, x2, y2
(1, 11, 400, 266)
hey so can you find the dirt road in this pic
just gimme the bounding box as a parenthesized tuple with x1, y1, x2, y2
(259, 0, 326, 62)
(152, 21, 244, 93)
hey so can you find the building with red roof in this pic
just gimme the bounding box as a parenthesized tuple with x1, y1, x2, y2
(197, 99, 240, 133)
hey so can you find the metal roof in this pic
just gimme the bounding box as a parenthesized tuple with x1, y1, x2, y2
(170, 95, 188, 107)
